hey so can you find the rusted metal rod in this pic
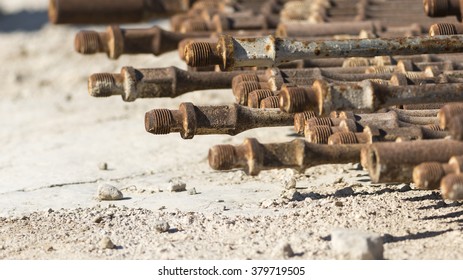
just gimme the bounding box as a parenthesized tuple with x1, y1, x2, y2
(145, 103, 294, 139)
(185, 34, 463, 70)
(208, 138, 362, 175)
(362, 139, 463, 183)
(328, 125, 448, 145)
(88, 66, 258, 102)
(440, 174, 463, 200)
(278, 79, 463, 115)
(49, 0, 193, 24)
(75, 26, 211, 59)
(413, 155, 463, 190)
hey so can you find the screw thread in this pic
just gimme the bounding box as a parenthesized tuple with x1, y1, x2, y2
(75, 31, 102, 54)
(235, 81, 261, 105)
(208, 145, 236, 170)
(368, 79, 390, 85)
(413, 162, 445, 190)
(342, 58, 370, 68)
(283, 87, 309, 113)
(425, 124, 443, 131)
(306, 126, 333, 144)
(429, 23, 457, 36)
(294, 111, 317, 134)
(185, 42, 217, 68)
(145, 109, 174, 135)
(306, 117, 333, 127)
(405, 72, 427, 80)
(440, 174, 463, 200)
(260, 96, 280, 108)
(248, 89, 274, 108)
(232, 74, 260, 92)
(424, 0, 449, 17)
(88, 73, 117, 97)
(181, 19, 209, 32)
(365, 66, 395, 74)
(328, 131, 359, 145)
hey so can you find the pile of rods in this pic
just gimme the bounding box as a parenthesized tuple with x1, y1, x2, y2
(51, 0, 463, 201)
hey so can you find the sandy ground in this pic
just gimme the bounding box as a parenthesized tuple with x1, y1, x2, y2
(1, 0, 463, 260)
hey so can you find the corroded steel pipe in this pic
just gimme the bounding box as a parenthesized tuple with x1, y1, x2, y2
(75, 26, 210, 59)
(185, 34, 463, 70)
(363, 140, 463, 183)
(88, 66, 257, 102)
(208, 138, 362, 175)
(279, 79, 463, 115)
(49, 0, 192, 24)
(145, 103, 294, 139)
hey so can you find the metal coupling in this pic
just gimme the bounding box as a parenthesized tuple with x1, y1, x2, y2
(185, 34, 463, 70)
(362, 139, 463, 183)
(88, 66, 246, 101)
(144, 103, 294, 139)
(75, 26, 209, 59)
(208, 138, 362, 175)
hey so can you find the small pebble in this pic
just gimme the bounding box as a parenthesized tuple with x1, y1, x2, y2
(334, 201, 344, 207)
(97, 184, 123, 201)
(216, 199, 225, 203)
(93, 216, 103, 224)
(98, 162, 108, 171)
(283, 177, 297, 189)
(261, 199, 275, 208)
(187, 188, 198, 195)
(167, 180, 186, 192)
(331, 228, 383, 260)
(155, 221, 170, 233)
(100, 236, 115, 249)
(399, 184, 412, 192)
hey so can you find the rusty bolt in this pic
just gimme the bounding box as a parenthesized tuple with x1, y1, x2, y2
(413, 155, 463, 190)
(438, 103, 463, 129)
(75, 25, 211, 59)
(248, 89, 276, 108)
(145, 103, 294, 139)
(208, 138, 363, 175)
(305, 120, 357, 144)
(279, 79, 463, 115)
(362, 139, 463, 183)
(49, 0, 192, 24)
(88, 66, 255, 102)
(440, 174, 463, 200)
(429, 23, 463, 35)
(185, 34, 463, 70)
(328, 125, 447, 145)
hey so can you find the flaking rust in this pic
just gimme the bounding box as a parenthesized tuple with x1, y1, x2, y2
(186, 34, 463, 70)
(208, 138, 363, 175)
(145, 103, 294, 139)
